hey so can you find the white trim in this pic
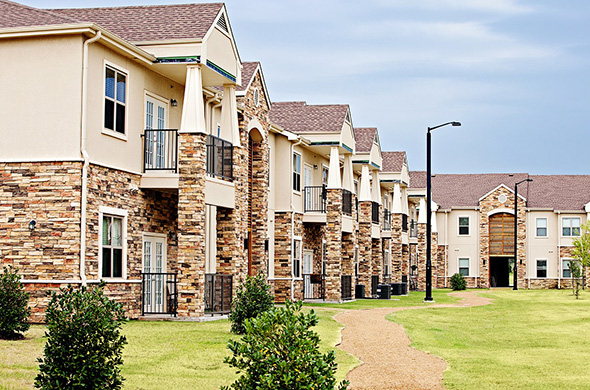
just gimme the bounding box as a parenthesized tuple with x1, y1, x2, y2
(457, 215, 470, 236)
(535, 217, 548, 238)
(486, 208, 514, 217)
(478, 184, 527, 202)
(0, 158, 84, 164)
(292, 236, 302, 278)
(102, 60, 129, 141)
(98, 207, 128, 281)
(21, 279, 142, 284)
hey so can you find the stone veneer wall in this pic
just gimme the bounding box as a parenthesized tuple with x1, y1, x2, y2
(273, 211, 292, 302)
(436, 244, 447, 288)
(325, 189, 343, 301)
(177, 133, 207, 317)
(416, 223, 427, 290)
(390, 214, 403, 283)
(478, 186, 526, 289)
(358, 201, 373, 297)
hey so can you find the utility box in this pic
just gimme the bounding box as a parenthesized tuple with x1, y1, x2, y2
(400, 282, 408, 295)
(377, 284, 391, 299)
(355, 284, 365, 299)
(391, 283, 403, 296)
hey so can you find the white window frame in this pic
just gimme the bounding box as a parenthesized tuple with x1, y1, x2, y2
(322, 164, 329, 187)
(384, 249, 391, 276)
(535, 218, 548, 238)
(293, 152, 302, 193)
(562, 258, 575, 278)
(458, 216, 470, 236)
(292, 237, 302, 279)
(458, 257, 470, 277)
(562, 217, 581, 237)
(536, 259, 547, 278)
(102, 60, 129, 141)
(98, 206, 128, 281)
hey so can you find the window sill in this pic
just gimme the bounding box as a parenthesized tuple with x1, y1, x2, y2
(102, 129, 128, 141)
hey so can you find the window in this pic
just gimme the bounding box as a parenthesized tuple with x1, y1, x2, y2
(293, 153, 301, 192)
(536, 260, 547, 278)
(536, 218, 547, 237)
(459, 258, 469, 276)
(322, 166, 329, 186)
(562, 217, 581, 237)
(99, 207, 127, 279)
(458, 217, 470, 236)
(254, 88, 260, 107)
(104, 66, 127, 134)
(563, 259, 573, 278)
(293, 239, 302, 278)
(384, 250, 390, 276)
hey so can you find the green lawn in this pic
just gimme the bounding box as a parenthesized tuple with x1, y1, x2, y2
(0, 309, 355, 389)
(391, 289, 590, 390)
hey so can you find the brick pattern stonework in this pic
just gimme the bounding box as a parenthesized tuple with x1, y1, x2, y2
(358, 201, 373, 297)
(325, 189, 343, 301)
(390, 214, 403, 283)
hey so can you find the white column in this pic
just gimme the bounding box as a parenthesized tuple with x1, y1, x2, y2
(180, 65, 206, 134)
(392, 183, 403, 213)
(221, 84, 241, 147)
(359, 165, 371, 201)
(431, 201, 438, 233)
(418, 198, 427, 224)
(342, 154, 353, 192)
(327, 146, 342, 189)
(371, 170, 381, 204)
(402, 187, 409, 215)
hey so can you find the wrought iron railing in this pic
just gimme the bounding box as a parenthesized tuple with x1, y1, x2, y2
(205, 273, 233, 314)
(383, 209, 392, 231)
(342, 189, 353, 216)
(141, 272, 178, 316)
(411, 220, 418, 236)
(402, 214, 408, 232)
(303, 273, 325, 300)
(304, 185, 326, 213)
(341, 275, 353, 300)
(143, 129, 178, 172)
(371, 201, 380, 224)
(206, 134, 233, 181)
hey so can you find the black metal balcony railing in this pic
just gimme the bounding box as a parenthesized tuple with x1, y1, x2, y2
(409, 221, 418, 238)
(143, 129, 178, 172)
(371, 201, 380, 224)
(383, 209, 392, 231)
(402, 214, 408, 232)
(303, 273, 325, 300)
(342, 189, 353, 216)
(206, 134, 233, 181)
(141, 272, 178, 316)
(341, 275, 352, 300)
(304, 185, 327, 213)
(205, 273, 233, 314)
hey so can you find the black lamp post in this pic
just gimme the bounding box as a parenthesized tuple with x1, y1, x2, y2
(513, 178, 532, 290)
(426, 121, 461, 302)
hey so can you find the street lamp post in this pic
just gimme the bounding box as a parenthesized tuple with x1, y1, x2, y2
(513, 178, 533, 290)
(426, 121, 461, 302)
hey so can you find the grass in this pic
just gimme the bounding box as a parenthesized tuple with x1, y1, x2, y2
(391, 289, 590, 390)
(0, 308, 355, 389)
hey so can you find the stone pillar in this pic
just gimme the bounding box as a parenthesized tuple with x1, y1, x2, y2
(391, 213, 403, 282)
(358, 201, 373, 297)
(177, 133, 207, 317)
(372, 203, 383, 283)
(325, 188, 343, 301)
(273, 211, 292, 303)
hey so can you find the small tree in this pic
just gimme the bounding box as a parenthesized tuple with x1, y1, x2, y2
(229, 272, 274, 334)
(223, 300, 348, 390)
(35, 283, 127, 389)
(570, 260, 583, 299)
(450, 273, 466, 291)
(571, 221, 590, 289)
(0, 265, 31, 339)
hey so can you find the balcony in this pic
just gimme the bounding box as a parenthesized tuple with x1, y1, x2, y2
(383, 209, 392, 231)
(143, 129, 178, 172)
(141, 272, 178, 316)
(206, 134, 233, 181)
(304, 185, 327, 213)
(204, 274, 233, 315)
(342, 189, 353, 216)
(409, 221, 418, 238)
(402, 214, 408, 232)
(371, 201, 380, 224)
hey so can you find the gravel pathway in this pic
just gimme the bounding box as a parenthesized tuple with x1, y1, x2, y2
(335, 291, 493, 390)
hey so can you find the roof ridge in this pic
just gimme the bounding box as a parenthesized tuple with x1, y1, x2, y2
(50, 2, 224, 11)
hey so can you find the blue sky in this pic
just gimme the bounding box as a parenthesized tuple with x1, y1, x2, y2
(23, 0, 590, 174)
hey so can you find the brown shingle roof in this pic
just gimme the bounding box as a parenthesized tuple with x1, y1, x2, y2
(237, 61, 259, 92)
(0, 0, 77, 28)
(51, 3, 223, 42)
(410, 172, 590, 211)
(382, 151, 406, 173)
(354, 127, 376, 153)
(270, 101, 349, 133)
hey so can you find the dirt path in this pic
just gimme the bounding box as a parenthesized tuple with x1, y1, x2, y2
(335, 291, 493, 390)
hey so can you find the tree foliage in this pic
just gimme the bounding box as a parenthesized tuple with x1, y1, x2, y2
(571, 221, 590, 291)
(35, 283, 127, 389)
(223, 300, 348, 390)
(229, 273, 274, 334)
(0, 265, 31, 339)
(450, 273, 466, 291)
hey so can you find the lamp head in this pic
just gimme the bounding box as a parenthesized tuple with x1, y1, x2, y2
(451, 122, 461, 126)
(526, 178, 533, 182)
(28, 219, 36, 231)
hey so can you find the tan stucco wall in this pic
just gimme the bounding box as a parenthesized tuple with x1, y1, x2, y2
(439, 210, 479, 277)
(273, 134, 292, 211)
(526, 211, 559, 278)
(0, 35, 84, 161)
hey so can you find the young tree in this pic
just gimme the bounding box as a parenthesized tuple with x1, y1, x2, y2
(570, 260, 582, 299)
(0, 266, 31, 339)
(571, 221, 590, 290)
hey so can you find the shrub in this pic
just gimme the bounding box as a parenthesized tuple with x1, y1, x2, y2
(223, 300, 348, 390)
(450, 273, 466, 291)
(0, 265, 31, 339)
(35, 283, 127, 389)
(229, 272, 274, 334)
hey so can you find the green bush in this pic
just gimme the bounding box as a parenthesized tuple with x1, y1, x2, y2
(450, 273, 466, 291)
(0, 265, 31, 339)
(35, 283, 127, 389)
(223, 300, 348, 390)
(229, 272, 274, 334)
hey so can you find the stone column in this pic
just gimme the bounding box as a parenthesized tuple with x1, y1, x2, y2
(325, 188, 343, 301)
(391, 213, 403, 282)
(358, 201, 373, 297)
(372, 203, 383, 284)
(416, 222, 427, 291)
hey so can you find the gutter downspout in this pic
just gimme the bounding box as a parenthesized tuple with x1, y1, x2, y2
(444, 210, 448, 288)
(80, 30, 102, 287)
(290, 137, 304, 301)
(558, 211, 561, 289)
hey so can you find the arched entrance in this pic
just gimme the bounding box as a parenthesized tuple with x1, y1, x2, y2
(489, 212, 515, 287)
(247, 128, 264, 276)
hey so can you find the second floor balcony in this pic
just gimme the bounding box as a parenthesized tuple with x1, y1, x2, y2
(371, 201, 380, 224)
(409, 220, 418, 238)
(206, 134, 233, 181)
(143, 129, 178, 172)
(304, 185, 327, 213)
(383, 209, 392, 231)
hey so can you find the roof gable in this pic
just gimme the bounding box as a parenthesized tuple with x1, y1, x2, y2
(382, 151, 407, 173)
(270, 101, 349, 134)
(354, 127, 376, 153)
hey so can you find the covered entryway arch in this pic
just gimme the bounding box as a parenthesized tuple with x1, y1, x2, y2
(488, 211, 515, 287)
